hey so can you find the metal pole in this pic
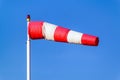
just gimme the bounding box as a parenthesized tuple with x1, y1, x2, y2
(27, 15, 31, 80)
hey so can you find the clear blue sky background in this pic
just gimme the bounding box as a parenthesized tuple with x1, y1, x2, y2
(0, 0, 120, 80)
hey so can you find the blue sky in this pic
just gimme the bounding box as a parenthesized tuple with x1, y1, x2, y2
(0, 0, 120, 80)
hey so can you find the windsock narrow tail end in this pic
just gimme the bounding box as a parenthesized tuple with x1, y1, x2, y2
(81, 34, 99, 46)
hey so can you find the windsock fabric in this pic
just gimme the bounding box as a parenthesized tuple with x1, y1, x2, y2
(28, 21, 99, 46)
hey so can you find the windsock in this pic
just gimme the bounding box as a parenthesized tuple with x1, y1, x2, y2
(28, 21, 99, 46)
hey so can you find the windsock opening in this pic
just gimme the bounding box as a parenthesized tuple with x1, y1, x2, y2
(28, 22, 44, 39)
(81, 34, 99, 46)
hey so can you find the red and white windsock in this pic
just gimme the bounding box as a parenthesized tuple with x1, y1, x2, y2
(28, 21, 99, 46)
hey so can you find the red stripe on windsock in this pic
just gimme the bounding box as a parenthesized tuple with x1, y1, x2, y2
(28, 22, 44, 39)
(81, 34, 99, 46)
(54, 26, 70, 42)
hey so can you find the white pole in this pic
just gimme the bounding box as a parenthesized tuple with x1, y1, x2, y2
(27, 15, 31, 80)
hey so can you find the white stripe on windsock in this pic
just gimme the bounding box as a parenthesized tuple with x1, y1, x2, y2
(43, 22, 57, 40)
(67, 30, 83, 44)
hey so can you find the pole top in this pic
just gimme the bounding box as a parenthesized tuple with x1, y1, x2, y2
(27, 14, 30, 22)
